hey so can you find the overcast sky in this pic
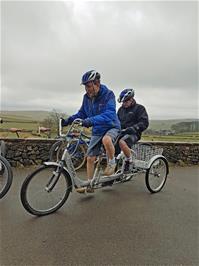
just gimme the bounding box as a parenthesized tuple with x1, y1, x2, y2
(1, 0, 198, 119)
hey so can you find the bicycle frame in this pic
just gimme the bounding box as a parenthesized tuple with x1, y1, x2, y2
(59, 118, 90, 144)
(45, 146, 125, 191)
(57, 119, 90, 155)
(20, 121, 169, 216)
(47, 119, 169, 191)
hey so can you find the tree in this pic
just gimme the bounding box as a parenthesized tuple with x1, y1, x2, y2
(41, 109, 69, 136)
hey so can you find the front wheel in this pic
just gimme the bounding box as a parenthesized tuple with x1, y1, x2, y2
(20, 165, 72, 216)
(145, 157, 168, 193)
(0, 155, 13, 199)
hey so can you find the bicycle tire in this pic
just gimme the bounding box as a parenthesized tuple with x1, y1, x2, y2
(20, 164, 72, 216)
(49, 140, 87, 170)
(0, 140, 6, 157)
(49, 140, 63, 161)
(68, 143, 86, 170)
(0, 155, 13, 199)
(145, 157, 168, 193)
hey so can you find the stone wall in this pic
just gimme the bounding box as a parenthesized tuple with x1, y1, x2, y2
(1, 138, 199, 167)
(2, 139, 57, 167)
(151, 142, 199, 165)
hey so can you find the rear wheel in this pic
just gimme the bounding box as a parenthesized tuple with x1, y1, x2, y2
(20, 165, 72, 216)
(0, 155, 13, 199)
(67, 143, 86, 170)
(145, 157, 168, 193)
(49, 140, 87, 170)
(49, 140, 63, 161)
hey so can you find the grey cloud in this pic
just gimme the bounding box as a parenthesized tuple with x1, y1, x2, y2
(1, 1, 198, 119)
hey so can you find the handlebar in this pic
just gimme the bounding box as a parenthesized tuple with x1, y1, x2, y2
(72, 118, 83, 125)
(59, 118, 83, 137)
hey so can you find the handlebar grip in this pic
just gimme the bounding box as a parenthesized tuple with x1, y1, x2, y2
(59, 118, 63, 136)
(73, 118, 83, 125)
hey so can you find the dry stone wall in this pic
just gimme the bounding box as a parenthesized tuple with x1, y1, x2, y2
(1, 138, 198, 167)
(2, 139, 56, 167)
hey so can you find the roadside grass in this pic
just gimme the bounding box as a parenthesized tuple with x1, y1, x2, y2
(1, 114, 198, 142)
(1, 130, 198, 142)
(142, 133, 199, 142)
(0, 114, 38, 129)
(0, 114, 47, 138)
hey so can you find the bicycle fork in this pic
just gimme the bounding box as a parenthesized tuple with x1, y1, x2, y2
(45, 162, 64, 192)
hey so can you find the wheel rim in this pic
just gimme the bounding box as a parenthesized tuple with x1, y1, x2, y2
(57, 142, 85, 170)
(25, 166, 69, 213)
(0, 161, 9, 195)
(71, 146, 85, 170)
(148, 159, 167, 191)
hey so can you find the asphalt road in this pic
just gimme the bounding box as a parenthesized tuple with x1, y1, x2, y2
(0, 166, 198, 266)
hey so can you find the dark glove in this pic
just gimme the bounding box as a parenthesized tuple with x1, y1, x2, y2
(61, 117, 72, 127)
(82, 118, 92, 128)
(121, 127, 137, 135)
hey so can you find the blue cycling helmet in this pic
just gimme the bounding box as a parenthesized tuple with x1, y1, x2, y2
(81, 70, 101, 85)
(118, 88, 135, 103)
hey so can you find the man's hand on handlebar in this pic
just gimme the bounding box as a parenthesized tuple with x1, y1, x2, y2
(61, 117, 72, 127)
(60, 117, 92, 128)
(121, 127, 137, 135)
(82, 118, 92, 128)
(72, 118, 92, 128)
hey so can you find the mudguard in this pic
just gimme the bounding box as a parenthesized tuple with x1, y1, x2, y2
(146, 155, 169, 174)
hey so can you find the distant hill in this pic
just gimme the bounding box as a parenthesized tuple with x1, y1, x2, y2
(0, 110, 51, 122)
(148, 119, 198, 130)
(0, 110, 198, 131)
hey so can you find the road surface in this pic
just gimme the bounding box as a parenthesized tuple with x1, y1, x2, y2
(0, 166, 198, 265)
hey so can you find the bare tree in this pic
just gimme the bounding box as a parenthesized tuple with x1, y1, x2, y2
(41, 109, 69, 136)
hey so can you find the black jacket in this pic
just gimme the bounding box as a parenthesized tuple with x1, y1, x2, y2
(117, 101, 149, 139)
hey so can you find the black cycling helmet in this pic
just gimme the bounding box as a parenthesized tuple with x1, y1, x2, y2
(81, 70, 101, 85)
(118, 88, 135, 103)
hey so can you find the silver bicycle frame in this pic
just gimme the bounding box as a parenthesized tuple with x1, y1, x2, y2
(53, 119, 167, 190)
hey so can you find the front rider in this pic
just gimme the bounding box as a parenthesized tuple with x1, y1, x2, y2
(61, 70, 121, 193)
(117, 88, 149, 173)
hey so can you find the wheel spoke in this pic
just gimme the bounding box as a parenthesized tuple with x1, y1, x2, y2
(0, 156, 13, 198)
(146, 158, 168, 193)
(21, 165, 71, 215)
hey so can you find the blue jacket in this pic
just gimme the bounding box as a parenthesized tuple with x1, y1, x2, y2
(69, 84, 121, 136)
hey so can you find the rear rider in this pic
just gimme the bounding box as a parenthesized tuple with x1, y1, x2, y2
(117, 88, 149, 173)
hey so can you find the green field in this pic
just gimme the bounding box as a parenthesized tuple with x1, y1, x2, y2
(142, 133, 199, 143)
(0, 112, 48, 138)
(0, 111, 198, 142)
(148, 119, 198, 130)
(1, 110, 50, 121)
